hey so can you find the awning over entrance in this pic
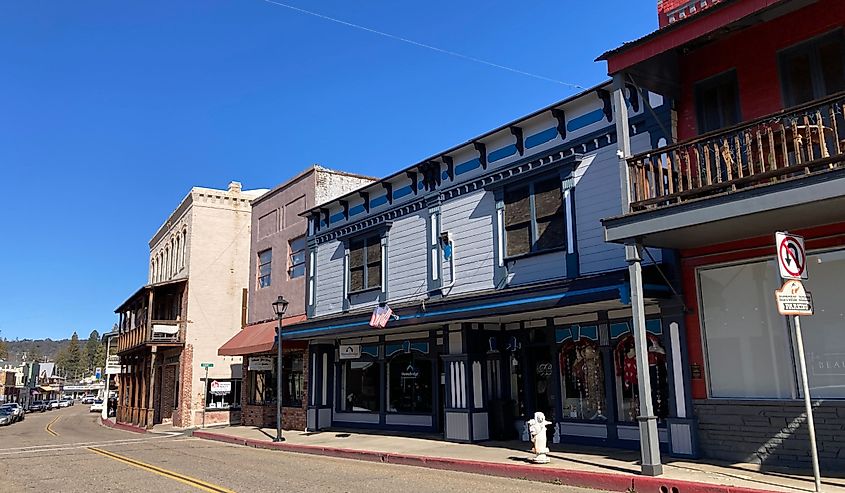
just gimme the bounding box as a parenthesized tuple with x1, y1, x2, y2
(38, 386, 54, 392)
(219, 315, 310, 356)
(218, 321, 276, 356)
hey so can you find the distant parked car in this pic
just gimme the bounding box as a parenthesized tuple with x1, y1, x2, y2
(58, 400, 70, 408)
(0, 403, 25, 422)
(28, 401, 47, 413)
(89, 399, 104, 413)
(47, 400, 60, 410)
(81, 396, 96, 404)
(0, 407, 13, 426)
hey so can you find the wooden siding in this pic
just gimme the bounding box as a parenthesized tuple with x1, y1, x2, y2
(576, 133, 661, 275)
(440, 189, 495, 295)
(314, 240, 345, 316)
(387, 211, 428, 301)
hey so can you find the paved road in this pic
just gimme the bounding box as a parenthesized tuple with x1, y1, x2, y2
(0, 405, 604, 492)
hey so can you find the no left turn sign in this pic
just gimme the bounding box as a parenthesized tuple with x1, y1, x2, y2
(776, 232, 808, 280)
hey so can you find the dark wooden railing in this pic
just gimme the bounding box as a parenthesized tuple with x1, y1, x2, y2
(117, 320, 184, 353)
(627, 92, 845, 212)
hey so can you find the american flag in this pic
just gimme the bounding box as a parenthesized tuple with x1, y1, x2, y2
(369, 304, 394, 328)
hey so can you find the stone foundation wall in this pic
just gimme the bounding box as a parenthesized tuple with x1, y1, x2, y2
(694, 399, 845, 471)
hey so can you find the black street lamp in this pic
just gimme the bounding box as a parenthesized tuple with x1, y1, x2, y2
(271, 295, 289, 442)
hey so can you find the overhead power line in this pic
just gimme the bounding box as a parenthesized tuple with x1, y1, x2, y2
(261, 0, 585, 89)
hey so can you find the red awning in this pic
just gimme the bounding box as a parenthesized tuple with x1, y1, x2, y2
(218, 316, 308, 356)
(218, 321, 276, 356)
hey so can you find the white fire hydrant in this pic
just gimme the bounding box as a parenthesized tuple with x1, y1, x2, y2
(527, 411, 552, 464)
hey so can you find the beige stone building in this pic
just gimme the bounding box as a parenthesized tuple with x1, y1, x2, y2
(115, 181, 267, 429)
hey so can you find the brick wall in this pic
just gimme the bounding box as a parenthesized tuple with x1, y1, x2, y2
(694, 400, 845, 471)
(173, 344, 194, 428)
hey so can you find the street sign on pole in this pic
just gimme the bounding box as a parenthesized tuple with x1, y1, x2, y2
(774, 280, 814, 316)
(774, 232, 820, 492)
(200, 362, 214, 369)
(776, 232, 808, 280)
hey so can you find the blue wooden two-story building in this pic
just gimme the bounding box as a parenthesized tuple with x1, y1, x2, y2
(284, 82, 697, 457)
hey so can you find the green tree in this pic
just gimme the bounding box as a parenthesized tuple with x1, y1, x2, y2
(59, 332, 84, 379)
(85, 330, 101, 371)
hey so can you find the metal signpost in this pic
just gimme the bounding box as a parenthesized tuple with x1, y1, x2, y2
(200, 363, 213, 429)
(774, 232, 820, 492)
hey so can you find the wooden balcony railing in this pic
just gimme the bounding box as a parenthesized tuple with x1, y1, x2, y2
(117, 320, 184, 353)
(627, 92, 845, 212)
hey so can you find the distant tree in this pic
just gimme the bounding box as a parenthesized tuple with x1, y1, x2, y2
(26, 345, 43, 363)
(85, 330, 101, 371)
(0, 331, 8, 361)
(59, 332, 84, 379)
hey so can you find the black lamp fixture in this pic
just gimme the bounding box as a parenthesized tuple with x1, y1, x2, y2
(272, 295, 288, 442)
(272, 295, 289, 319)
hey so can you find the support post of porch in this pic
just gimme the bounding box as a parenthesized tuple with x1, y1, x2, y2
(147, 347, 158, 429)
(626, 240, 663, 476)
(612, 72, 633, 212)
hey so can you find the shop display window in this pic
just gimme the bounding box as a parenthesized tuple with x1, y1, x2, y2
(340, 359, 380, 412)
(613, 334, 669, 423)
(283, 353, 304, 407)
(204, 378, 241, 410)
(249, 366, 275, 405)
(386, 353, 432, 413)
(699, 249, 845, 399)
(559, 340, 606, 420)
(699, 260, 797, 398)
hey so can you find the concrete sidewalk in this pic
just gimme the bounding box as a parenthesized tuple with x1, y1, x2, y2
(191, 425, 845, 493)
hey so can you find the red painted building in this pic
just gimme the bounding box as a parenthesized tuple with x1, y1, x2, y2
(600, 0, 845, 470)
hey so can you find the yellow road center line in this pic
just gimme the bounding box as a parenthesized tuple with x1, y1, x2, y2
(87, 447, 236, 493)
(46, 416, 60, 437)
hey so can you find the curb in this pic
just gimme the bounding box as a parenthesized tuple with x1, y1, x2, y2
(99, 417, 148, 435)
(192, 431, 775, 493)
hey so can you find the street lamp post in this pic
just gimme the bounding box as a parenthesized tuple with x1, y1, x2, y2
(271, 295, 289, 443)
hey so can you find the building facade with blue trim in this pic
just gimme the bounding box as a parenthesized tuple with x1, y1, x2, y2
(289, 81, 698, 456)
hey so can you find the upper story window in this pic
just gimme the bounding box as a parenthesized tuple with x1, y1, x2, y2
(288, 236, 306, 279)
(504, 176, 566, 258)
(780, 30, 845, 108)
(695, 70, 740, 134)
(349, 235, 381, 293)
(258, 249, 272, 288)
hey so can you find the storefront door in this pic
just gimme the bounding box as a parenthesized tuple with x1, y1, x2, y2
(527, 345, 556, 421)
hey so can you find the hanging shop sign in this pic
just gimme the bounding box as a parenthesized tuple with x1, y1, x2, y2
(248, 356, 273, 371)
(209, 380, 231, 395)
(775, 280, 814, 316)
(339, 345, 361, 360)
(776, 232, 808, 280)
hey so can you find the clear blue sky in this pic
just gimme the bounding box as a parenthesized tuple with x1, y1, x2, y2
(0, 1, 656, 341)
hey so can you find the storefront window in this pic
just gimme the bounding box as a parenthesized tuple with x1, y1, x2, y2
(792, 250, 845, 398)
(340, 360, 380, 412)
(699, 260, 795, 398)
(613, 334, 669, 423)
(249, 367, 275, 405)
(559, 341, 605, 420)
(205, 379, 241, 410)
(283, 353, 304, 407)
(386, 353, 432, 413)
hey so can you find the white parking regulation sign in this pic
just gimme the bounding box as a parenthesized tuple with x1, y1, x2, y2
(776, 232, 808, 280)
